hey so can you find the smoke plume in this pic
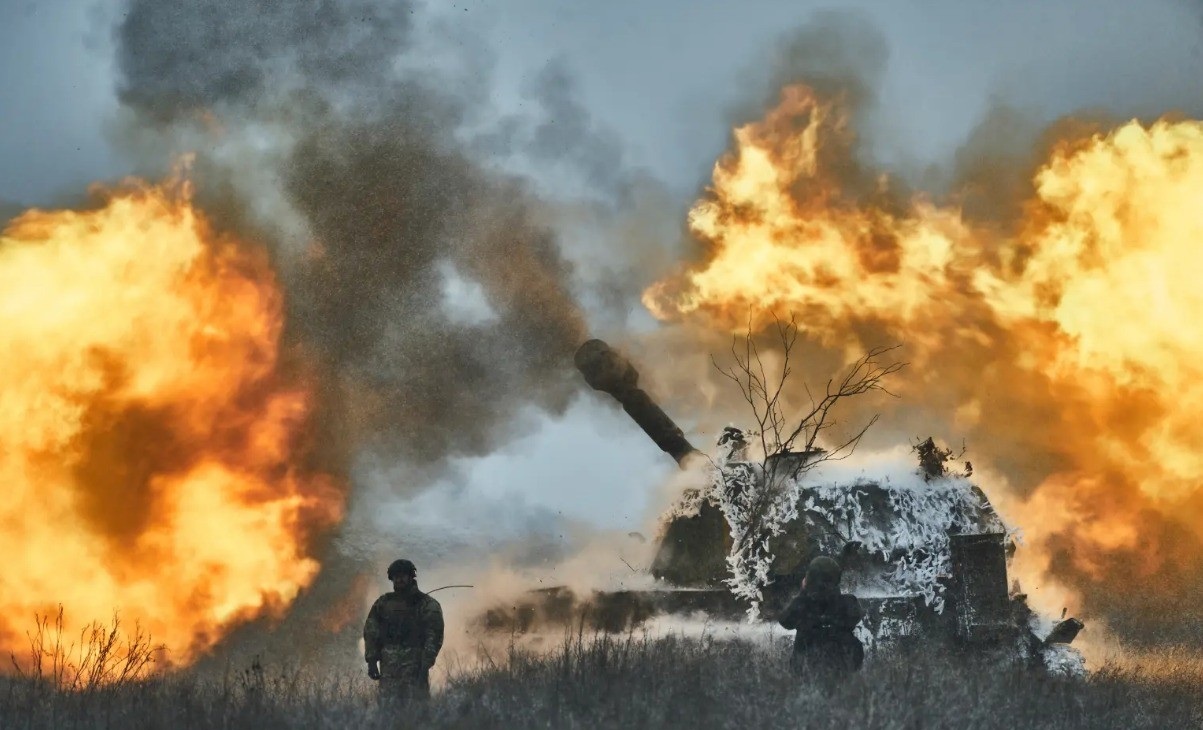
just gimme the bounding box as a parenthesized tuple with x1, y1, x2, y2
(101, 0, 618, 667)
(116, 0, 588, 473)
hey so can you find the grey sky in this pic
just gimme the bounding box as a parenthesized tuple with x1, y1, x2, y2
(2, 0, 1201, 536)
(5, 0, 1201, 204)
(1, 1, 120, 205)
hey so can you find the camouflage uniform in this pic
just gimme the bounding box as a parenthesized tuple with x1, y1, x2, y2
(778, 556, 864, 677)
(364, 585, 444, 703)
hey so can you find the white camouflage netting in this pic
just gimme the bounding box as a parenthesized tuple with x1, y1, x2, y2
(708, 440, 1010, 615)
(694, 436, 1086, 674)
(802, 474, 1010, 610)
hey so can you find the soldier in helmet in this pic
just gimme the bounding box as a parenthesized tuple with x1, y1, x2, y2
(363, 559, 444, 704)
(778, 555, 864, 677)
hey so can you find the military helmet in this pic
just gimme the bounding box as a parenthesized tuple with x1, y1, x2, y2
(805, 555, 842, 594)
(387, 559, 417, 580)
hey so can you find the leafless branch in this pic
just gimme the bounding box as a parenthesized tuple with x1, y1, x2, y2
(711, 314, 906, 602)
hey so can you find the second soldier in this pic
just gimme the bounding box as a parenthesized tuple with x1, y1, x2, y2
(778, 555, 864, 678)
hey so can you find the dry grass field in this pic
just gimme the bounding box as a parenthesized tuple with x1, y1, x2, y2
(5, 629, 1202, 730)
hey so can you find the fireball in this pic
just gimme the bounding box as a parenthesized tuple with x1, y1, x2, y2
(0, 175, 343, 670)
(647, 85, 1203, 631)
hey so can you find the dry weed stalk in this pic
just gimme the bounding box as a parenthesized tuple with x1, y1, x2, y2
(9, 605, 162, 691)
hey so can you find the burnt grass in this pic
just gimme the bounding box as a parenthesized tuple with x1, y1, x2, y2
(4, 633, 1201, 730)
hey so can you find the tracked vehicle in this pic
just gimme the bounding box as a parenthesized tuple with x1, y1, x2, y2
(482, 340, 1083, 673)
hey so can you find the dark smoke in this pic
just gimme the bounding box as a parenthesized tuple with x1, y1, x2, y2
(116, 0, 587, 470)
(113, 0, 598, 665)
(117, 1, 417, 118)
(720, 11, 893, 189)
(467, 55, 641, 207)
(1044, 490, 1203, 645)
(284, 120, 585, 463)
(761, 9, 888, 114)
(521, 58, 636, 204)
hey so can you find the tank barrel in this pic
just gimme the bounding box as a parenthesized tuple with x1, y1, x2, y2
(574, 339, 698, 466)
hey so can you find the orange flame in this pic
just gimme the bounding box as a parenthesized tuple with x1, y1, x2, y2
(647, 85, 1203, 631)
(645, 86, 977, 338)
(0, 175, 343, 670)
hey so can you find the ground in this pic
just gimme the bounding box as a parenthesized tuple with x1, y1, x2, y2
(4, 633, 1201, 729)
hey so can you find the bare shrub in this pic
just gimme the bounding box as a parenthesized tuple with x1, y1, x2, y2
(711, 314, 905, 609)
(8, 605, 162, 691)
(713, 315, 904, 466)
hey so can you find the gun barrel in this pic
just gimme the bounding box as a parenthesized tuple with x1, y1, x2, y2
(574, 339, 698, 466)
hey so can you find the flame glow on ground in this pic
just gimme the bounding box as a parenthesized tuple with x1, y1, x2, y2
(0, 178, 343, 669)
(647, 86, 1203, 636)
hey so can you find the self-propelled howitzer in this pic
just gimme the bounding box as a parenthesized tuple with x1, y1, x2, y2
(484, 340, 1084, 674)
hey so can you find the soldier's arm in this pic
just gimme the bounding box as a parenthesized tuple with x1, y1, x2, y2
(838, 595, 864, 629)
(363, 598, 384, 663)
(778, 594, 804, 630)
(421, 598, 445, 667)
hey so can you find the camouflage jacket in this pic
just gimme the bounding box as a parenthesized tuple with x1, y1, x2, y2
(363, 587, 444, 668)
(778, 591, 863, 653)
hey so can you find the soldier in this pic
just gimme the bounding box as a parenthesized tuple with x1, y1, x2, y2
(778, 555, 864, 677)
(363, 559, 444, 704)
